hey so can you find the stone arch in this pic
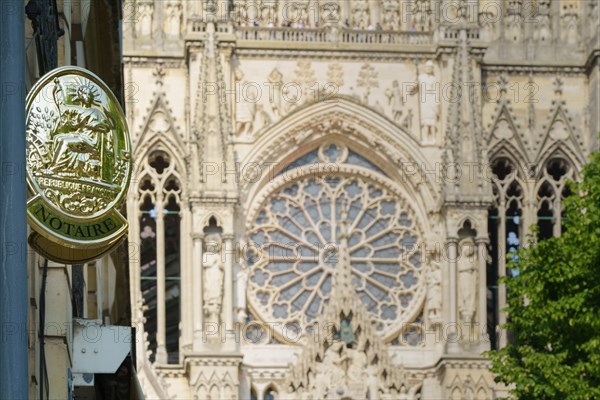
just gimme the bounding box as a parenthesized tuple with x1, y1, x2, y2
(240, 98, 440, 216)
(536, 145, 583, 178)
(489, 142, 531, 176)
(263, 383, 279, 400)
(134, 137, 187, 181)
(200, 214, 224, 231)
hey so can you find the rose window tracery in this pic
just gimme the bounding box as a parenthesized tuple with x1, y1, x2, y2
(247, 143, 426, 341)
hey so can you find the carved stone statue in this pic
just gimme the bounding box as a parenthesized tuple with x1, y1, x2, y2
(203, 233, 224, 324)
(236, 267, 248, 323)
(346, 346, 367, 382)
(382, 0, 400, 30)
(351, 0, 370, 29)
(458, 237, 478, 325)
(234, 69, 256, 138)
(137, 2, 154, 38)
(385, 80, 404, 123)
(426, 262, 442, 326)
(409, 60, 439, 144)
(561, 12, 580, 45)
(164, 1, 182, 37)
(314, 341, 342, 398)
(266, 68, 283, 121)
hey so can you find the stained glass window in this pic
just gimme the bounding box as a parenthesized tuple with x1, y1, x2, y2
(247, 143, 425, 340)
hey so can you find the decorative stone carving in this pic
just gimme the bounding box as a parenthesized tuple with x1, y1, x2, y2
(203, 233, 224, 324)
(122, 1, 593, 396)
(246, 144, 426, 339)
(351, 0, 370, 29)
(137, 1, 154, 38)
(426, 261, 442, 326)
(410, 60, 439, 144)
(458, 237, 477, 325)
(412, 0, 433, 31)
(505, 0, 523, 42)
(326, 63, 344, 90)
(381, 0, 400, 30)
(293, 60, 317, 106)
(164, 1, 182, 37)
(357, 63, 378, 104)
(479, 0, 499, 41)
(266, 68, 283, 120)
(561, 4, 580, 45)
(533, 0, 552, 42)
(385, 79, 404, 122)
(402, 108, 413, 132)
(234, 69, 256, 138)
(235, 267, 248, 323)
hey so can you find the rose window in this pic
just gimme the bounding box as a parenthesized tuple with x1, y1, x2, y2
(247, 143, 425, 341)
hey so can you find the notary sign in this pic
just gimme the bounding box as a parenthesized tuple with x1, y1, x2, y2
(25, 67, 132, 263)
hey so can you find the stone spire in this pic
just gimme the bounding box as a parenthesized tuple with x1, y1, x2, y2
(443, 19, 489, 202)
(192, 9, 237, 197)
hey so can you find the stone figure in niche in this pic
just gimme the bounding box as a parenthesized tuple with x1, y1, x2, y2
(351, 0, 369, 29)
(385, 80, 404, 123)
(235, 267, 248, 323)
(458, 237, 477, 325)
(234, 69, 256, 138)
(426, 262, 442, 326)
(164, 1, 182, 37)
(561, 12, 579, 45)
(382, 0, 400, 30)
(409, 60, 439, 144)
(203, 233, 224, 324)
(137, 2, 154, 38)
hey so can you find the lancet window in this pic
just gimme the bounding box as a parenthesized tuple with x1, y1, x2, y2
(138, 150, 183, 364)
(488, 154, 575, 349)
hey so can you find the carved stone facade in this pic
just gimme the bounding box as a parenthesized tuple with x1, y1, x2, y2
(123, 1, 599, 398)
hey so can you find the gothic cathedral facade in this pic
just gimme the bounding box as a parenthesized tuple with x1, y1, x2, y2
(123, 1, 599, 398)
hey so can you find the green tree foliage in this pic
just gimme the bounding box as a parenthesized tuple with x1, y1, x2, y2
(488, 150, 600, 399)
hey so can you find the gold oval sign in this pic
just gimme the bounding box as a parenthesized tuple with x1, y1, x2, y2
(26, 66, 132, 263)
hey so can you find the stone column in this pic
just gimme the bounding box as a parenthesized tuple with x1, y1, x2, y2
(447, 237, 459, 349)
(223, 235, 234, 329)
(193, 233, 204, 350)
(180, 205, 192, 352)
(522, 198, 537, 242)
(127, 196, 142, 329)
(155, 193, 168, 364)
(553, 196, 562, 237)
(497, 201, 507, 349)
(477, 237, 489, 350)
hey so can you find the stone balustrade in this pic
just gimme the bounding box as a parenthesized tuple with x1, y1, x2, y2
(234, 26, 432, 45)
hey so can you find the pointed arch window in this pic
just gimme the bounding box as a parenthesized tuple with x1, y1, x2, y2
(487, 157, 525, 349)
(488, 154, 576, 349)
(536, 157, 573, 239)
(138, 150, 183, 364)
